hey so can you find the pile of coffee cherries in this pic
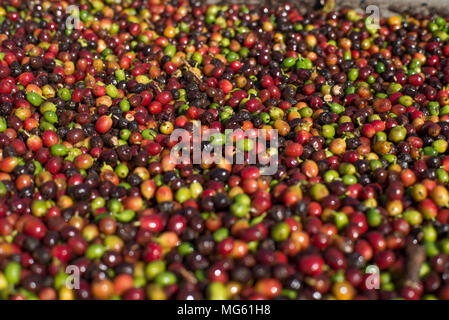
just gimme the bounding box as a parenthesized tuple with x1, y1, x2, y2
(1, 0, 449, 300)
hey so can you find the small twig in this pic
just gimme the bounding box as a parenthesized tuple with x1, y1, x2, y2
(181, 57, 202, 82)
(144, 18, 155, 29)
(21, 130, 30, 138)
(404, 243, 426, 289)
(178, 266, 198, 284)
(150, 81, 162, 93)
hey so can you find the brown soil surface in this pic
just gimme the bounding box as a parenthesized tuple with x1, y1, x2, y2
(204, 0, 449, 16)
